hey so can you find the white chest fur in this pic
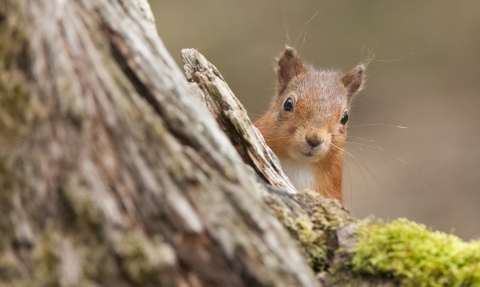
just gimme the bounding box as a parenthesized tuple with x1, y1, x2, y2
(278, 157, 315, 191)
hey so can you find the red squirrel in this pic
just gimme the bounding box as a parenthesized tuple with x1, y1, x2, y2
(254, 47, 365, 202)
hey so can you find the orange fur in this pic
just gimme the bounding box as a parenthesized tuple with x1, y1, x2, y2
(254, 47, 365, 203)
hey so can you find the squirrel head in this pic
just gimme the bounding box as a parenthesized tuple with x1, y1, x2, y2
(258, 46, 365, 164)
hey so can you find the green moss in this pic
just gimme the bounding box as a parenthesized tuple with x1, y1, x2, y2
(80, 239, 118, 284)
(0, 249, 23, 284)
(113, 231, 176, 285)
(31, 231, 61, 287)
(294, 217, 327, 270)
(0, 161, 13, 233)
(265, 189, 355, 272)
(0, 1, 38, 140)
(351, 218, 480, 287)
(62, 178, 104, 228)
(273, 207, 327, 271)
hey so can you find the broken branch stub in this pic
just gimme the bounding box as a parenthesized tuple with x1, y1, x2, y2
(181, 48, 297, 195)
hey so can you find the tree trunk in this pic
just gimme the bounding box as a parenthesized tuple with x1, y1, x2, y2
(0, 0, 331, 286)
(178, 48, 395, 287)
(6, 0, 475, 286)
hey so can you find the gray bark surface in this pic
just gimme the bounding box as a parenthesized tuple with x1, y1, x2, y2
(182, 49, 297, 195)
(179, 48, 397, 287)
(0, 0, 323, 286)
(0, 0, 402, 286)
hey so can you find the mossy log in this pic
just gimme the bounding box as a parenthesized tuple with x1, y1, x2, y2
(179, 48, 480, 287)
(0, 0, 341, 286)
(181, 48, 297, 195)
(1, 0, 479, 287)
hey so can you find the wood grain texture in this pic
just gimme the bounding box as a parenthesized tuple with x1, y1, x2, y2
(182, 48, 297, 195)
(0, 0, 403, 286)
(0, 0, 322, 286)
(179, 49, 399, 287)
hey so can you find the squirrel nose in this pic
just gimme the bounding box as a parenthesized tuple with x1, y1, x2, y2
(306, 135, 322, 148)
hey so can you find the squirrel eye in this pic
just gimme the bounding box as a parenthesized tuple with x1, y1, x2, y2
(283, 97, 294, 112)
(341, 111, 349, 125)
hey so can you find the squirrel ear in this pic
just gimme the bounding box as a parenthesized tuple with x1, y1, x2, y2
(277, 47, 306, 94)
(341, 64, 365, 102)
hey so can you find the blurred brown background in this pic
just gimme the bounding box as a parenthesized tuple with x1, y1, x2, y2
(149, 1, 480, 240)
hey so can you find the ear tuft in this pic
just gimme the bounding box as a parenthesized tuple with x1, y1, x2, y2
(277, 47, 306, 94)
(341, 64, 365, 101)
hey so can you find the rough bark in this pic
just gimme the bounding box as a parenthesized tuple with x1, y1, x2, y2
(182, 49, 296, 195)
(0, 0, 331, 286)
(178, 48, 397, 287)
(176, 41, 480, 287)
(0, 0, 408, 286)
